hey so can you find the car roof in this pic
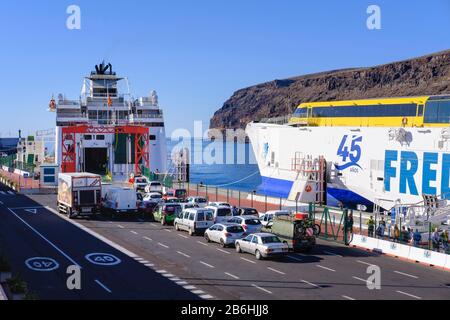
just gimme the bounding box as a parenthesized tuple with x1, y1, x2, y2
(240, 215, 260, 219)
(240, 207, 257, 210)
(251, 233, 274, 237)
(214, 223, 241, 227)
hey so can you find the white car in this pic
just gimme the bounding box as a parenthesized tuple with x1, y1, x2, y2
(259, 210, 291, 227)
(186, 196, 208, 208)
(227, 215, 263, 234)
(174, 208, 215, 236)
(204, 223, 246, 247)
(206, 205, 233, 224)
(143, 192, 163, 203)
(145, 181, 163, 194)
(102, 187, 139, 214)
(208, 201, 231, 208)
(134, 176, 149, 191)
(235, 233, 289, 260)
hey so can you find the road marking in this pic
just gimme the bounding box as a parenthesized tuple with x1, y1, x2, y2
(323, 251, 343, 257)
(130, 231, 138, 235)
(240, 257, 256, 264)
(216, 248, 231, 255)
(164, 229, 172, 233)
(95, 279, 112, 293)
(192, 290, 205, 295)
(356, 260, 374, 266)
(396, 290, 421, 300)
(7, 191, 15, 195)
(352, 276, 368, 284)
(144, 263, 154, 267)
(267, 267, 286, 275)
(342, 295, 356, 300)
(200, 294, 214, 299)
(183, 285, 197, 290)
(301, 279, 321, 288)
(139, 260, 150, 264)
(176, 281, 188, 285)
(200, 261, 215, 269)
(177, 251, 191, 258)
(197, 241, 209, 247)
(117, 225, 125, 229)
(251, 284, 272, 294)
(7, 208, 80, 267)
(8, 206, 45, 210)
(394, 271, 418, 279)
(0, 191, 6, 195)
(316, 265, 336, 272)
(225, 272, 240, 280)
(158, 242, 169, 249)
(156, 270, 168, 274)
(178, 234, 189, 239)
(287, 255, 303, 262)
(143, 236, 153, 241)
(162, 273, 175, 278)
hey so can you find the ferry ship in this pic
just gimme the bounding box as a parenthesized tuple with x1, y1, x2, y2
(51, 62, 167, 179)
(246, 95, 450, 212)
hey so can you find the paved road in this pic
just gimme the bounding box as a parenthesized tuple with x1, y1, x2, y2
(0, 184, 200, 300)
(2, 187, 449, 300)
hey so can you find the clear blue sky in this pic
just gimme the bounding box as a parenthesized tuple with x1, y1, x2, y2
(0, 0, 449, 137)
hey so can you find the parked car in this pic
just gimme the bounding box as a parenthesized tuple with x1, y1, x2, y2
(206, 205, 233, 224)
(165, 197, 183, 204)
(138, 201, 159, 219)
(144, 181, 163, 194)
(143, 192, 163, 203)
(186, 196, 208, 208)
(163, 188, 187, 201)
(174, 208, 215, 236)
(262, 215, 316, 252)
(102, 187, 139, 214)
(237, 207, 259, 217)
(235, 233, 289, 260)
(259, 210, 291, 227)
(208, 201, 231, 208)
(180, 202, 199, 211)
(227, 215, 263, 234)
(204, 223, 246, 247)
(134, 176, 149, 191)
(154, 203, 182, 225)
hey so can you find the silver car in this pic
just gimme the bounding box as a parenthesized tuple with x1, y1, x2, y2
(204, 223, 246, 247)
(235, 233, 289, 260)
(227, 215, 263, 234)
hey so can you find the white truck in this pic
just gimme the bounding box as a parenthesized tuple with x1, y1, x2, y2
(57, 173, 102, 219)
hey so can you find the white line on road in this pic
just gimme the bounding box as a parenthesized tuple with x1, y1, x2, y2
(287, 255, 303, 262)
(342, 295, 356, 300)
(176, 281, 188, 285)
(164, 229, 172, 233)
(200, 261, 215, 269)
(95, 279, 112, 293)
(251, 284, 272, 294)
(144, 263, 154, 267)
(183, 285, 197, 290)
(156, 270, 168, 274)
(225, 272, 240, 280)
(7, 208, 81, 267)
(316, 265, 336, 272)
(192, 290, 205, 295)
(356, 260, 375, 267)
(7, 191, 15, 195)
(200, 294, 214, 299)
(352, 276, 368, 284)
(178, 234, 189, 239)
(117, 225, 125, 229)
(143, 236, 153, 241)
(323, 251, 343, 257)
(301, 279, 321, 289)
(240, 257, 256, 264)
(177, 251, 191, 258)
(130, 230, 138, 235)
(267, 267, 286, 275)
(394, 271, 418, 279)
(396, 290, 421, 300)
(197, 241, 209, 247)
(158, 242, 169, 249)
(216, 248, 231, 255)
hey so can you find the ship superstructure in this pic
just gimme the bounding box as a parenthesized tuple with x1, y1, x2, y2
(51, 62, 167, 179)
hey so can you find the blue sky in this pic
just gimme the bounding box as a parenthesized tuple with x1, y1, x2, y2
(0, 0, 449, 137)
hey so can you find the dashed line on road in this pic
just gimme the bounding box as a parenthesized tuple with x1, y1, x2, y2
(156, 270, 168, 274)
(143, 236, 153, 241)
(197, 241, 209, 247)
(117, 225, 125, 229)
(396, 290, 421, 300)
(95, 279, 112, 293)
(267, 267, 286, 275)
(352, 276, 368, 284)
(178, 234, 189, 239)
(342, 295, 356, 300)
(216, 248, 231, 255)
(240, 257, 256, 264)
(164, 229, 172, 233)
(301, 279, 321, 289)
(356, 260, 374, 267)
(200, 294, 214, 300)
(251, 284, 272, 294)
(225, 272, 240, 280)
(394, 271, 418, 279)
(200, 261, 215, 269)
(177, 251, 191, 258)
(158, 242, 169, 249)
(316, 265, 336, 272)
(130, 230, 138, 235)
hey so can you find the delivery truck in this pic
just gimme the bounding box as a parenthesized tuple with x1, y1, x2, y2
(57, 172, 102, 219)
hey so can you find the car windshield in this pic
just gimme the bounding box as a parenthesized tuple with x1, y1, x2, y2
(205, 211, 214, 221)
(245, 219, 261, 225)
(175, 190, 187, 197)
(165, 205, 181, 214)
(151, 194, 161, 199)
(245, 209, 258, 215)
(226, 225, 244, 233)
(197, 198, 207, 203)
(261, 236, 282, 244)
(217, 208, 232, 217)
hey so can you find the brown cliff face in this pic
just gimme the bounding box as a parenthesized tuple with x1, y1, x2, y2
(210, 50, 450, 131)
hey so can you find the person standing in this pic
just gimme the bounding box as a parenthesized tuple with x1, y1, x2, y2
(413, 229, 422, 247)
(367, 216, 375, 237)
(441, 230, 449, 253)
(432, 228, 441, 252)
(394, 224, 400, 242)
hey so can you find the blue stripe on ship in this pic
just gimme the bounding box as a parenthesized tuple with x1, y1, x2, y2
(258, 176, 374, 210)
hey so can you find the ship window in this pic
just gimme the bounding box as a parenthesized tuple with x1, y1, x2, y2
(84, 135, 93, 140)
(424, 100, 450, 123)
(96, 135, 105, 140)
(150, 135, 156, 141)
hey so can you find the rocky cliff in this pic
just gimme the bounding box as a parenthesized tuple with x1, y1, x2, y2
(210, 50, 450, 131)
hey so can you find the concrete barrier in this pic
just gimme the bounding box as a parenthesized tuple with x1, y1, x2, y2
(408, 247, 447, 268)
(352, 234, 379, 250)
(377, 239, 411, 258)
(446, 255, 450, 270)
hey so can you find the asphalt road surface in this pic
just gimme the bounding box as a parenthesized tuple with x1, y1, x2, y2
(1, 185, 449, 300)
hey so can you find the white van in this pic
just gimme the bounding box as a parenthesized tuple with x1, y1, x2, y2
(144, 181, 163, 194)
(174, 208, 215, 236)
(206, 205, 233, 224)
(102, 187, 138, 214)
